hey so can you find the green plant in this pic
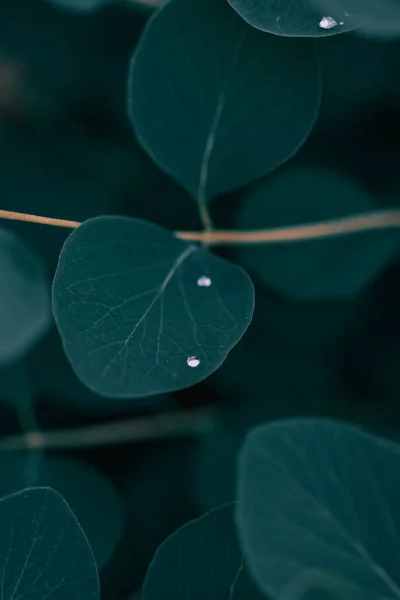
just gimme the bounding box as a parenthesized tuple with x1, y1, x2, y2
(0, 0, 400, 598)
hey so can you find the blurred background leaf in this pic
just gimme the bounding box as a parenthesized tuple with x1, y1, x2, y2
(0, 227, 51, 364)
(143, 504, 265, 600)
(234, 168, 399, 300)
(0, 487, 100, 600)
(0, 452, 123, 569)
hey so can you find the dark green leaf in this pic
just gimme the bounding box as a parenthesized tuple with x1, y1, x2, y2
(0, 452, 122, 569)
(227, 0, 355, 37)
(128, 0, 321, 202)
(0, 487, 99, 599)
(236, 418, 400, 599)
(144, 504, 265, 600)
(0, 227, 51, 364)
(234, 168, 399, 300)
(52, 216, 254, 398)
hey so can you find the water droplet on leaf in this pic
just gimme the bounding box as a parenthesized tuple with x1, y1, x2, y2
(197, 276, 212, 287)
(319, 16, 337, 29)
(187, 356, 200, 368)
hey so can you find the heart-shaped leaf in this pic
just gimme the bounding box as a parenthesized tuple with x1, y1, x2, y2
(53, 217, 254, 398)
(237, 418, 400, 599)
(128, 0, 321, 202)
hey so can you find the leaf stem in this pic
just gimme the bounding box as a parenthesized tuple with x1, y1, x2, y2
(0, 408, 215, 451)
(0, 208, 400, 244)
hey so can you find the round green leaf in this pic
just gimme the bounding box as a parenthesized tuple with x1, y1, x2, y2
(237, 418, 400, 599)
(0, 227, 51, 364)
(0, 453, 122, 569)
(234, 168, 399, 300)
(52, 216, 254, 398)
(128, 0, 321, 202)
(227, 0, 355, 37)
(144, 504, 265, 600)
(0, 487, 99, 599)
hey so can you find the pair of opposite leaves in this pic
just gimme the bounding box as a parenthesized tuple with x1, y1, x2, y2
(50, 0, 398, 400)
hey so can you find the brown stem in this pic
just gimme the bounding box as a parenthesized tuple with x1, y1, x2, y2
(0, 208, 400, 245)
(177, 210, 400, 245)
(0, 209, 80, 229)
(0, 408, 215, 451)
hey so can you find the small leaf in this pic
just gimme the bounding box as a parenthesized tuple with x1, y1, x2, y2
(234, 168, 399, 300)
(0, 487, 99, 599)
(52, 216, 254, 398)
(0, 453, 122, 569)
(227, 0, 355, 37)
(0, 227, 51, 364)
(128, 0, 321, 202)
(236, 418, 400, 599)
(144, 504, 265, 600)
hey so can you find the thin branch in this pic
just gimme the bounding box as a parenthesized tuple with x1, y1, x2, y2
(0, 210, 80, 229)
(1, 208, 400, 245)
(0, 408, 215, 451)
(177, 210, 400, 245)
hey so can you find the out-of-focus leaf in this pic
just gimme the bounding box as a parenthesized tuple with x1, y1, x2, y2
(237, 418, 400, 599)
(234, 168, 399, 300)
(144, 504, 265, 600)
(0, 487, 99, 599)
(128, 0, 321, 202)
(0, 452, 122, 569)
(0, 227, 51, 364)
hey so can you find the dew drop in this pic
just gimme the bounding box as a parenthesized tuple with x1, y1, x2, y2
(187, 356, 200, 368)
(197, 275, 212, 287)
(319, 16, 338, 29)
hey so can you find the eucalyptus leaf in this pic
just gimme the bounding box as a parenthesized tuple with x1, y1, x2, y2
(0, 487, 99, 599)
(144, 504, 265, 600)
(0, 453, 122, 569)
(236, 418, 400, 599)
(227, 0, 355, 37)
(128, 0, 321, 202)
(53, 216, 254, 398)
(0, 227, 51, 364)
(234, 168, 399, 300)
